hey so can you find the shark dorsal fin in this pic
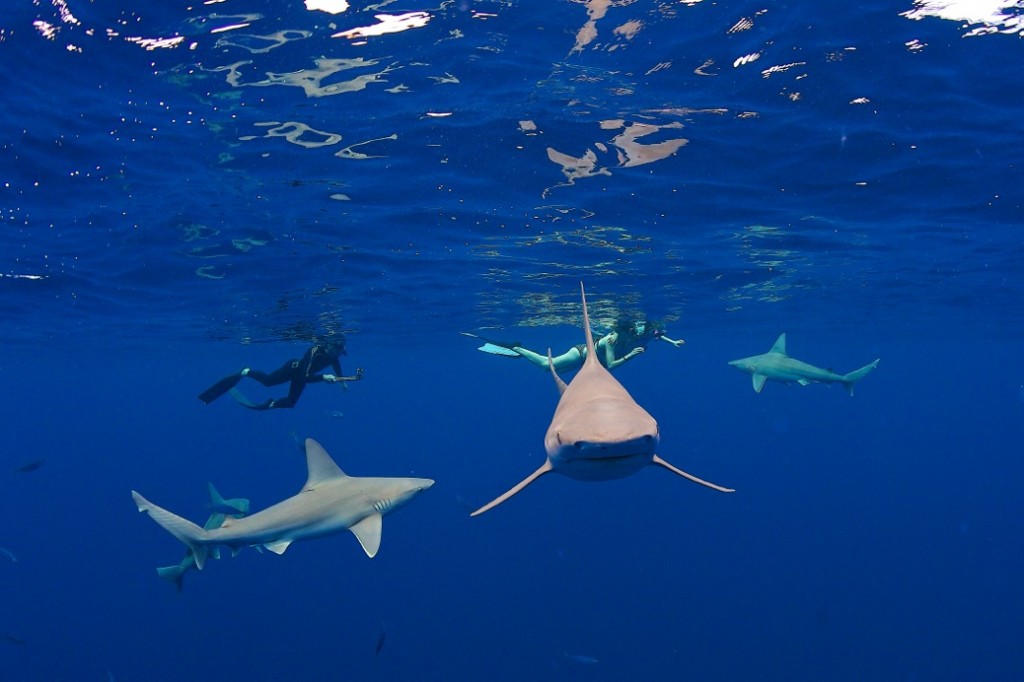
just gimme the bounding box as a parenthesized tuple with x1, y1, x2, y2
(580, 282, 599, 368)
(303, 438, 348, 491)
(769, 333, 787, 355)
(350, 513, 383, 558)
(207, 482, 225, 506)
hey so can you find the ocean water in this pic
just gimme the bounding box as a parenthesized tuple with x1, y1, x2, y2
(2, 0, 1023, 680)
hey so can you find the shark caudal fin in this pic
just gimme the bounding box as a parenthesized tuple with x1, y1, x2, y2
(651, 455, 735, 493)
(132, 491, 210, 570)
(471, 461, 554, 516)
(840, 359, 880, 396)
(156, 557, 193, 593)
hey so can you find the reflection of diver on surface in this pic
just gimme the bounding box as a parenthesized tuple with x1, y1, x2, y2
(198, 339, 363, 410)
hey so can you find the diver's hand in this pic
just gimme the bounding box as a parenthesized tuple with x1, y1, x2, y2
(322, 374, 338, 383)
(626, 347, 645, 359)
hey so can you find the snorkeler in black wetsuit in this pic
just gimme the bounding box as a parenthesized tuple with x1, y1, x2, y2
(198, 339, 362, 410)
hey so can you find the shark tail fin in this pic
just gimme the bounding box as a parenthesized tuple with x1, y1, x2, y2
(470, 461, 554, 517)
(840, 359, 880, 396)
(652, 455, 735, 493)
(132, 491, 210, 570)
(156, 564, 187, 592)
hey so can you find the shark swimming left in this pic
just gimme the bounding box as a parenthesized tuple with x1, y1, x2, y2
(133, 438, 433, 567)
(471, 282, 733, 516)
(728, 333, 879, 395)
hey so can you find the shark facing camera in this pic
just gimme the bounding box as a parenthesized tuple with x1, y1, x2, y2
(470, 282, 733, 517)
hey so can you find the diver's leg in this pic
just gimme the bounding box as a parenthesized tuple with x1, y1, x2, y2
(245, 362, 294, 387)
(512, 346, 582, 371)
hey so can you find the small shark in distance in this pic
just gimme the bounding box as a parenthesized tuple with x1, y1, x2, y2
(728, 333, 879, 395)
(133, 438, 433, 567)
(471, 282, 733, 516)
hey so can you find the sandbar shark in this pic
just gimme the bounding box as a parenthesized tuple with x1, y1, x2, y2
(471, 283, 733, 516)
(133, 438, 433, 566)
(728, 333, 879, 395)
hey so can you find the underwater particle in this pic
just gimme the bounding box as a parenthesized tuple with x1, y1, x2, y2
(0, 547, 16, 562)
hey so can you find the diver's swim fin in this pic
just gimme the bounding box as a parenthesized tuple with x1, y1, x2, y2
(197, 373, 243, 404)
(476, 343, 520, 357)
(459, 332, 522, 358)
(226, 387, 270, 409)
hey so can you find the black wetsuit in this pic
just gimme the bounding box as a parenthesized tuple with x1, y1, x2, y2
(198, 343, 345, 410)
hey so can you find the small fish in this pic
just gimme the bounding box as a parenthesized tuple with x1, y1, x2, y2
(13, 459, 44, 474)
(0, 547, 17, 563)
(1, 632, 26, 646)
(564, 651, 599, 665)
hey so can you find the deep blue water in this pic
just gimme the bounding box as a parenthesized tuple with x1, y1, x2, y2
(2, 0, 1024, 680)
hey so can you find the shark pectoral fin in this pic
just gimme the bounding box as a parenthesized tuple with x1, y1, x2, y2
(548, 349, 568, 395)
(350, 514, 383, 558)
(651, 455, 735, 493)
(752, 374, 768, 393)
(264, 539, 293, 555)
(471, 460, 554, 517)
(797, 379, 810, 386)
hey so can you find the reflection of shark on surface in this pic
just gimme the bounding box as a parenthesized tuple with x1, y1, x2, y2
(471, 282, 733, 516)
(728, 333, 879, 395)
(133, 438, 433, 567)
(156, 483, 250, 592)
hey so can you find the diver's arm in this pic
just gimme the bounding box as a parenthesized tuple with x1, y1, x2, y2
(657, 334, 685, 348)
